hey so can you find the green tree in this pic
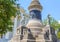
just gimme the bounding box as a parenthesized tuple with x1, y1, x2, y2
(0, 0, 19, 37)
(43, 14, 60, 30)
(43, 14, 60, 39)
(57, 31, 60, 39)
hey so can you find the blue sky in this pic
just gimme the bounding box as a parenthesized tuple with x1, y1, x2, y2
(17, 0, 60, 21)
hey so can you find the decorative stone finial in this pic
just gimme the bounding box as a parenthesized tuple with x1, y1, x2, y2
(32, 0, 39, 1)
(28, 0, 42, 11)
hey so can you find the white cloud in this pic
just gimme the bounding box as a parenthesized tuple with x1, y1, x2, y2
(58, 21, 60, 24)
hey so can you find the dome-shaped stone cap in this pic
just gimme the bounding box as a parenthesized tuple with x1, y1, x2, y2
(28, 0, 42, 11)
(26, 19, 43, 28)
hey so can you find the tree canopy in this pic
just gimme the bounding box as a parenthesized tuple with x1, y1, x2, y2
(43, 14, 60, 30)
(0, 0, 19, 37)
(43, 14, 60, 39)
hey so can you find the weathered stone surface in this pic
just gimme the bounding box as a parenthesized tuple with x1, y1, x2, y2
(9, 0, 57, 42)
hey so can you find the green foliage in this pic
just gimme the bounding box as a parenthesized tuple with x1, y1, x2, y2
(43, 15, 60, 30)
(43, 14, 60, 39)
(0, 0, 18, 37)
(57, 32, 60, 39)
(50, 18, 60, 30)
